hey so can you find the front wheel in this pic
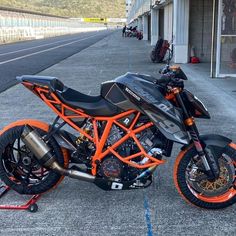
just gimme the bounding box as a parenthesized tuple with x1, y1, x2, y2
(174, 144, 236, 209)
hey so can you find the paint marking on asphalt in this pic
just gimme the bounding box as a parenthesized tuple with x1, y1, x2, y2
(0, 33, 103, 66)
(144, 195, 153, 236)
(0, 35, 88, 57)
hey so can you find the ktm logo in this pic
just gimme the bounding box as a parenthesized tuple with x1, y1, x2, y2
(125, 87, 141, 101)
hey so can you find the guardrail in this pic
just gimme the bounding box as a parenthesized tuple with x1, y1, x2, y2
(0, 26, 107, 43)
(0, 8, 108, 44)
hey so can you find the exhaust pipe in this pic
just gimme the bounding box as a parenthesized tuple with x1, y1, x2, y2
(21, 125, 95, 183)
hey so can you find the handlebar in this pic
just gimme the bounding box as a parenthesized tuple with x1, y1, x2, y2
(155, 73, 173, 85)
(155, 72, 187, 89)
(155, 65, 188, 88)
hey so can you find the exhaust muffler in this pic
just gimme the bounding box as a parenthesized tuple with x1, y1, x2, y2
(21, 125, 95, 183)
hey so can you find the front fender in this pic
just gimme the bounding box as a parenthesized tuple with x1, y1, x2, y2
(200, 134, 232, 148)
(200, 134, 232, 166)
(181, 134, 232, 151)
(176, 134, 232, 181)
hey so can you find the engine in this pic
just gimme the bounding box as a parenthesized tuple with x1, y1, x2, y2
(73, 119, 171, 182)
(98, 124, 168, 181)
(107, 125, 123, 146)
(107, 124, 165, 156)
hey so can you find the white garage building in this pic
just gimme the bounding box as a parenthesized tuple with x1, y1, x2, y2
(127, 0, 236, 78)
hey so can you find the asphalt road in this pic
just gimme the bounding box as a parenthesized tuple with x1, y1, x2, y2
(0, 30, 112, 92)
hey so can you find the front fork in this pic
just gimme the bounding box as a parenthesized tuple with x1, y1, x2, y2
(188, 125, 220, 180)
(174, 89, 220, 180)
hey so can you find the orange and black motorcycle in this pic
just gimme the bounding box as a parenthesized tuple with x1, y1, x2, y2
(0, 65, 235, 209)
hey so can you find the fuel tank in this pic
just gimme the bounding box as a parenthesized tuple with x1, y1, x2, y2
(101, 73, 190, 144)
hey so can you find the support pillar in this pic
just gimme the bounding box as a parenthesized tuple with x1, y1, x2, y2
(173, 0, 190, 63)
(134, 19, 138, 28)
(151, 8, 159, 46)
(142, 15, 148, 41)
(138, 17, 142, 31)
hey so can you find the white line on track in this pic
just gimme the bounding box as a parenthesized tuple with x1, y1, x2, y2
(0, 33, 102, 66)
(0, 35, 86, 57)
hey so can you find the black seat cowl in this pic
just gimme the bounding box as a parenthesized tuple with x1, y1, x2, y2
(17, 75, 122, 117)
(16, 75, 65, 92)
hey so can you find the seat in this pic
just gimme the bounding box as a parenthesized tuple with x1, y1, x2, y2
(17, 75, 121, 117)
(57, 88, 121, 117)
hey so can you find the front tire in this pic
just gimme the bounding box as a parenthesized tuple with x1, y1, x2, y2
(174, 144, 236, 209)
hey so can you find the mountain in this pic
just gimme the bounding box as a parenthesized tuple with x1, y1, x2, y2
(0, 0, 126, 18)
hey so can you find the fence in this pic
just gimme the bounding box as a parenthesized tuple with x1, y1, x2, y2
(0, 8, 107, 43)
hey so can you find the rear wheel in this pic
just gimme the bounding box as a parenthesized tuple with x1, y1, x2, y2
(0, 125, 65, 195)
(174, 144, 236, 209)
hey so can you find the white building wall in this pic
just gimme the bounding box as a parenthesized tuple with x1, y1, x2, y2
(151, 8, 159, 45)
(127, 0, 235, 77)
(142, 15, 148, 40)
(173, 0, 190, 63)
(126, 0, 132, 18)
(164, 3, 173, 42)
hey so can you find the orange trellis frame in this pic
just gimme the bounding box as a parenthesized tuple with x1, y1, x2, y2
(24, 83, 165, 176)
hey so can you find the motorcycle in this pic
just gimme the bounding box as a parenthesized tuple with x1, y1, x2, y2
(125, 26, 143, 39)
(136, 30, 143, 40)
(0, 65, 235, 209)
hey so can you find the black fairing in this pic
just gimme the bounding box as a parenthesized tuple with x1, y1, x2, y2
(175, 68, 188, 80)
(182, 89, 210, 119)
(101, 73, 190, 144)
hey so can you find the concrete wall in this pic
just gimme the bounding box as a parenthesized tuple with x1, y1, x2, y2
(159, 9, 165, 39)
(164, 3, 173, 41)
(189, 0, 213, 62)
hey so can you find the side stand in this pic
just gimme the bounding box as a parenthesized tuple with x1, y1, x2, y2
(0, 180, 41, 213)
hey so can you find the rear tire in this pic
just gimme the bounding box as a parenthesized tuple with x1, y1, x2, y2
(0, 125, 65, 195)
(174, 145, 236, 209)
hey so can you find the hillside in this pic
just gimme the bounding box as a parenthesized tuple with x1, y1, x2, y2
(0, 0, 126, 18)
